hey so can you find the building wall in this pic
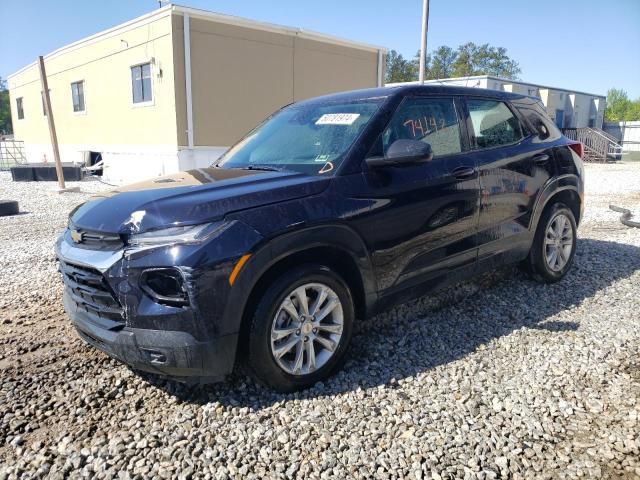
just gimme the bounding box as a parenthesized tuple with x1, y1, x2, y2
(292, 37, 380, 102)
(7, 6, 383, 184)
(180, 13, 381, 148)
(183, 16, 295, 149)
(604, 121, 640, 152)
(7, 10, 179, 184)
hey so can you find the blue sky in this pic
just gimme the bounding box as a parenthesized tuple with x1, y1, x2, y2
(1, 0, 639, 98)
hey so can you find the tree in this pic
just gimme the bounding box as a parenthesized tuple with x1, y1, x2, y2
(0, 77, 12, 135)
(428, 46, 456, 79)
(385, 50, 418, 83)
(628, 101, 640, 121)
(604, 88, 640, 122)
(387, 42, 520, 84)
(451, 42, 520, 79)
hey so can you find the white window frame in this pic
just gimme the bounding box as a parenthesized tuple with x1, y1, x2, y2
(130, 61, 155, 108)
(71, 80, 87, 115)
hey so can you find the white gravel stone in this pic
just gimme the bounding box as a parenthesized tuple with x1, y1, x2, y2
(1, 162, 639, 479)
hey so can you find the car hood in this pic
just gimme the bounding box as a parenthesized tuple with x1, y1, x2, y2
(70, 167, 330, 234)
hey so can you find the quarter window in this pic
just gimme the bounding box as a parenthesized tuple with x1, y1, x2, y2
(131, 63, 152, 104)
(467, 99, 523, 149)
(16, 97, 24, 119)
(71, 81, 85, 112)
(377, 97, 462, 158)
(516, 102, 561, 141)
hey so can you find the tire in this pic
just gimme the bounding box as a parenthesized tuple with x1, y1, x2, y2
(245, 264, 354, 392)
(0, 200, 19, 217)
(524, 202, 577, 283)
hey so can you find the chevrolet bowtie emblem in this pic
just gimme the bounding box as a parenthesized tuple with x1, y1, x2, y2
(70, 229, 84, 243)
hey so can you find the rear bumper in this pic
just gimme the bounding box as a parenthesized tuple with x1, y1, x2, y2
(64, 291, 237, 382)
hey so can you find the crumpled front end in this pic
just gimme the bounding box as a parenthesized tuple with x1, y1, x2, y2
(55, 220, 263, 382)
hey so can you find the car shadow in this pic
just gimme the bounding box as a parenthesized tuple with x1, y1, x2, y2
(138, 237, 640, 408)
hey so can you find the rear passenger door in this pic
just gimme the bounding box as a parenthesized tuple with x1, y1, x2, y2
(463, 97, 554, 264)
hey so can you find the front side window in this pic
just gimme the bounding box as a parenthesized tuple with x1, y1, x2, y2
(374, 97, 462, 158)
(16, 97, 24, 119)
(467, 99, 523, 149)
(71, 81, 85, 112)
(131, 63, 152, 104)
(218, 99, 384, 175)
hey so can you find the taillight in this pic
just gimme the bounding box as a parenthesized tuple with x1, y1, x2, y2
(569, 142, 584, 159)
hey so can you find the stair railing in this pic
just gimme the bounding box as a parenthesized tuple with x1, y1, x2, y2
(561, 127, 623, 162)
(0, 139, 27, 170)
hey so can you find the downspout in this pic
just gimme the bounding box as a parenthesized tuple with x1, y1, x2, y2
(183, 13, 194, 148)
(377, 49, 384, 87)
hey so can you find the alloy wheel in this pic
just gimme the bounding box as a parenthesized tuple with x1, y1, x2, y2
(544, 213, 574, 272)
(270, 282, 344, 376)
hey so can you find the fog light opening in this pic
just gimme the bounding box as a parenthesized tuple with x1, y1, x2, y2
(140, 268, 189, 307)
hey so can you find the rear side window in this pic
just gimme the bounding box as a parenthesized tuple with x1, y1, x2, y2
(516, 102, 562, 141)
(377, 97, 462, 158)
(467, 99, 523, 149)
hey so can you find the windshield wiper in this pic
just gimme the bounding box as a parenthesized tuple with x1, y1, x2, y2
(240, 164, 286, 172)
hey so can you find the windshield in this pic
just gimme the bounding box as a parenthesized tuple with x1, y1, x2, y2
(216, 99, 384, 175)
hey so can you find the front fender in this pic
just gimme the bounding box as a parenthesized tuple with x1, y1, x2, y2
(220, 223, 377, 339)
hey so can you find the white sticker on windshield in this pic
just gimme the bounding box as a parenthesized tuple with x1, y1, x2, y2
(315, 113, 360, 125)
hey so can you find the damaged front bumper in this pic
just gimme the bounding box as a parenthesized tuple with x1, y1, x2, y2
(63, 290, 237, 382)
(55, 223, 261, 382)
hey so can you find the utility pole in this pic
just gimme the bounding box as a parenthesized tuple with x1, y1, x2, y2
(418, 0, 430, 84)
(38, 56, 67, 191)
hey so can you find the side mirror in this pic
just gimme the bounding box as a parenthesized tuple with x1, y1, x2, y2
(366, 139, 433, 168)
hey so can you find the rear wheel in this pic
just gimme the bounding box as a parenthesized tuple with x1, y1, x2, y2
(525, 202, 577, 283)
(245, 265, 354, 392)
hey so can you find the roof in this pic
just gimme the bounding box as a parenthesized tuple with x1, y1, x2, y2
(172, 5, 385, 54)
(8, 3, 385, 80)
(389, 76, 606, 99)
(295, 84, 530, 106)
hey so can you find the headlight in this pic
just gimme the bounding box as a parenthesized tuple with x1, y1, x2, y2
(127, 221, 227, 247)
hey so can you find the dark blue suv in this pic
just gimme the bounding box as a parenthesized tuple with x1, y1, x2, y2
(57, 85, 584, 391)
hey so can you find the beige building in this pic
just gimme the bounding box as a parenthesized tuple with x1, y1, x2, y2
(388, 75, 606, 130)
(8, 4, 385, 183)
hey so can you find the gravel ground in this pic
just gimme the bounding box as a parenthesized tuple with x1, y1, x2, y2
(1, 163, 639, 479)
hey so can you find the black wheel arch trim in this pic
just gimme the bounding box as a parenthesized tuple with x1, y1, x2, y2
(529, 174, 583, 231)
(220, 223, 377, 339)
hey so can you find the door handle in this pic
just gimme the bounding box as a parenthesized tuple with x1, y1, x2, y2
(451, 166, 476, 179)
(533, 153, 550, 164)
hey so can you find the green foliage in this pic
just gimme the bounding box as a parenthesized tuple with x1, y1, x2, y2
(450, 42, 520, 79)
(605, 88, 640, 122)
(429, 46, 456, 79)
(385, 42, 520, 84)
(385, 50, 418, 83)
(0, 77, 12, 135)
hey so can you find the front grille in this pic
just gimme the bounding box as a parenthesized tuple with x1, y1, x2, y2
(59, 260, 125, 327)
(70, 229, 124, 251)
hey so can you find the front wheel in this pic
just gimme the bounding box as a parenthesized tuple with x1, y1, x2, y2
(245, 265, 354, 392)
(525, 202, 577, 283)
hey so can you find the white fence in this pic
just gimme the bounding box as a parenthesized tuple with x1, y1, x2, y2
(603, 121, 640, 152)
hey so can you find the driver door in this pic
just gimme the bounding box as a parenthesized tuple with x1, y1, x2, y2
(353, 96, 480, 299)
